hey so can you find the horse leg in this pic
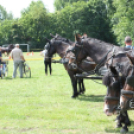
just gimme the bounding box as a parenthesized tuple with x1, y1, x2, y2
(120, 111, 130, 133)
(71, 79, 78, 98)
(68, 72, 78, 98)
(115, 114, 122, 128)
(81, 79, 85, 93)
(77, 78, 83, 94)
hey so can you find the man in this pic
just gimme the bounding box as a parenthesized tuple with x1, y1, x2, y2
(10, 44, 25, 78)
(40, 46, 52, 75)
(125, 36, 134, 49)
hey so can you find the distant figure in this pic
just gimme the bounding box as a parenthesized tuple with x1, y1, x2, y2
(40, 46, 52, 75)
(125, 36, 134, 49)
(10, 44, 25, 78)
(0, 46, 6, 74)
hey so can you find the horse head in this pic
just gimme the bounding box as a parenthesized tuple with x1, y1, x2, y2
(45, 36, 71, 59)
(119, 53, 134, 110)
(8, 44, 14, 50)
(103, 52, 134, 116)
(103, 66, 126, 116)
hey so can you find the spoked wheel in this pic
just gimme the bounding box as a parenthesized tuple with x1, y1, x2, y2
(24, 63, 31, 78)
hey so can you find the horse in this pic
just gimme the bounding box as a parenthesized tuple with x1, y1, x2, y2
(73, 34, 134, 133)
(50, 34, 96, 95)
(1, 44, 14, 56)
(103, 65, 131, 133)
(45, 34, 96, 98)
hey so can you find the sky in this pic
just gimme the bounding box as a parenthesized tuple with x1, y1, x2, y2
(0, 0, 55, 18)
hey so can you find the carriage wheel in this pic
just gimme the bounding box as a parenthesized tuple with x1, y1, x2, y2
(24, 63, 31, 78)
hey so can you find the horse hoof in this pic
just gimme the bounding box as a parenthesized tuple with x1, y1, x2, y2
(120, 128, 128, 133)
(115, 124, 122, 128)
(127, 122, 131, 127)
(81, 91, 85, 94)
(71, 94, 78, 98)
(79, 91, 84, 95)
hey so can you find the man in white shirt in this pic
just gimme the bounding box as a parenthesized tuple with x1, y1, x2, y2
(10, 44, 25, 78)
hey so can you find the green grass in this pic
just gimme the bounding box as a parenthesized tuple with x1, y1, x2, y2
(0, 52, 134, 134)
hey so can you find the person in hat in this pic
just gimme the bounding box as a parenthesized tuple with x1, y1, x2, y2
(40, 45, 52, 75)
(10, 44, 25, 78)
(125, 36, 134, 49)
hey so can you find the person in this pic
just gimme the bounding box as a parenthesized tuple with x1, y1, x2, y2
(0, 46, 6, 75)
(125, 36, 134, 49)
(10, 44, 25, 78)
(40, 46, 52, 75)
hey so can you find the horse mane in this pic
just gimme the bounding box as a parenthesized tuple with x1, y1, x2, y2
(51, 39, 70, 46)
(87, 37, 115, 47)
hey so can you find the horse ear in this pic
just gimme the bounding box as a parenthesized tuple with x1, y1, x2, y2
(50, 33, 55, 38)
(45, 38, 50, 43)
(66, 39, 69, 42)
(75, 33, 81, 42)
(126, 53, 134, 65)
(56, 33, 60, 38)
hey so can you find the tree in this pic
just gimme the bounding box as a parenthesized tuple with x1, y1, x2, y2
(0, 5, 13, 20)
(54, 0, 116, 43)
(20, 0, 49, 48)
(54, 0, 89, 11)
(112, 0, 134, 45)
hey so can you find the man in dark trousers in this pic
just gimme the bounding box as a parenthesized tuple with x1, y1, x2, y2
(40, 46, 52, 75)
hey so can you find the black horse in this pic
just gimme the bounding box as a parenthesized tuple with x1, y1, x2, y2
(74, 34, 134, 133)
(45, 34, 96, 98)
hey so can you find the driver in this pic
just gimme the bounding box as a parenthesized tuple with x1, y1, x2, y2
(125, 36, 134, 49)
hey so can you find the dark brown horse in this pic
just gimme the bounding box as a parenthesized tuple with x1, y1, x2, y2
(45, 34, 96, 98)
(74, 34, 134, 133)
(1, 44, 14, 55)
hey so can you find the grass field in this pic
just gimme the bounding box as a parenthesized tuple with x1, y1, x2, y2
(0, 52, 134, 134)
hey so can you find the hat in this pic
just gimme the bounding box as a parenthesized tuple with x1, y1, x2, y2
(15, 44, 19, 47)
(125, 36, 132, 43)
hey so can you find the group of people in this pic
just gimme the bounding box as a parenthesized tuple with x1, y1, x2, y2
(0, 43, 52, 78)
(0, 36, 132, 78)
(0, 44, 25, 78)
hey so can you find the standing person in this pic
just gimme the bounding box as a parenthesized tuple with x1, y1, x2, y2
(0, 46, 6, 74)
(40, 46, 52, 75)
(10, 44, 25, 78)
(125, 36, 134, 49)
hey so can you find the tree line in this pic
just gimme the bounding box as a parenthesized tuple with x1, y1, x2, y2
(0, 0, 133, 48)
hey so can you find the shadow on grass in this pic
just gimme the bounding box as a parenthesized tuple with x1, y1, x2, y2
(4, 77, 32, 80)
(105, 128, 120, 133)
(105, 121, 134, 133)
(4, 77, 12, 80)
(77, 94, 104, 102)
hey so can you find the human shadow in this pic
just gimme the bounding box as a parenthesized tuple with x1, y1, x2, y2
(77, 94, 104, 102)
